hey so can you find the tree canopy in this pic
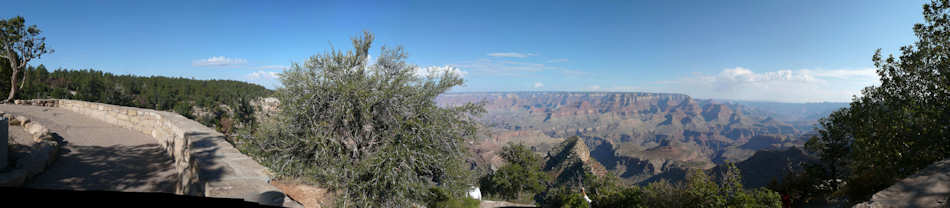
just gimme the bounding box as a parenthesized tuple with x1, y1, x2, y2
(805, 0, 950, 202)
(0, 65, 271, 136)
(480, 143, 548, 201)
(0, 16, 52, 103)
(242, 32, 483, 207)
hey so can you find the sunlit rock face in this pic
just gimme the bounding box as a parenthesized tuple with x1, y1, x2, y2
(438, 92, 810, 182)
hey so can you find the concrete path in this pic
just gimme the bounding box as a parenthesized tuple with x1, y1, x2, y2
(0, 104, 178, 193)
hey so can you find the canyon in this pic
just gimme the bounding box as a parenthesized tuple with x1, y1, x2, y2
(437, 92, 844, 184)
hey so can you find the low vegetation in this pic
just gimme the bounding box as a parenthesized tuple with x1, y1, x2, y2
(479, 143, 548, 201)
(240, 32, 484, 207)
(479, 140, 782, 208)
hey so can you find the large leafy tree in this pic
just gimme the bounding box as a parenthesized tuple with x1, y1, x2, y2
(243, 32, 483, 207)
(0, 16, 52, 103)
(806, 0, 950, 202)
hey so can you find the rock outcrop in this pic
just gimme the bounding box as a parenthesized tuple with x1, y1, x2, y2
(543, 137, 607, 185)
(854, 158, 950, 208)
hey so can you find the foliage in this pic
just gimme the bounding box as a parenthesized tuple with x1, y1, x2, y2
(241, 32, 483, 207)
(501, 142, 544, 168)
(589, 186, 644, 208)
(639, 179, 690, 208)
(427, 187, 480, 208)
(0, 16, 52, 103)
(535, 163, 781, 208)
(803, 0, 950, 202)
(586, 174, 645, 208)
(480, 143, 548, 200)
(0, 63, 271, 136)
(538, 187, 590, 208)
(584, 164, 781, 208)
(766, 163, 835, 206)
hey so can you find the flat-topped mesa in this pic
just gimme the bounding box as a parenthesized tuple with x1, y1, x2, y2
(13, 99, 287, 206)
(438, 91, 692, 109)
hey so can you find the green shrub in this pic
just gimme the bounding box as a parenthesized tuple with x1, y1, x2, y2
(538, 187, 589, 208)
(480, 143, 548, 200)
(427, 187, 481, 208)
(242, 32, 483, 207)
(590, 186, 644, 208)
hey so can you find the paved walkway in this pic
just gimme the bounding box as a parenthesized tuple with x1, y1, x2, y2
(0, 104, 178, 193)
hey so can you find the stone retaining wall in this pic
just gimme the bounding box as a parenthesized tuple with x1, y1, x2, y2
(0, 113, 62, 187)
(16, 99, 284, 204)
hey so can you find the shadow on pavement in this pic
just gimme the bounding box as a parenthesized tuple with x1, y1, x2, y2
(25, 143, 179, 193)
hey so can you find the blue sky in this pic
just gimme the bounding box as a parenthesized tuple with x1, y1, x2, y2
(3, 0, 927, 102)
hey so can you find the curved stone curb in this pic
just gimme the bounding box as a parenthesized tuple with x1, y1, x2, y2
(0, 112, 62, 187)
(14, 99, 297, 206)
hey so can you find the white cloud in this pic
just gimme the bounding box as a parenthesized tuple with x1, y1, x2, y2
(415, 65, 467, 78)
(487, 52, 536, 58)
(802, 68, 877, 79)
(534, 82, 544, 88)
(653, 67, 879, 102)
(605, 86, 642, 91)
(258, 65, 288, 70)
(453, 59, 548, 76)
(245, 70, 282, 89)
(193, 56, 248, 67)
(451, 57, 589, 77)
(588, 85, 601, 91)
(547, 58, 569, 63)
(247, 71, 280, 79)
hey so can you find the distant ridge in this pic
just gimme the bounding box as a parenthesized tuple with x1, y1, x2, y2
(440, 91, 819, 183)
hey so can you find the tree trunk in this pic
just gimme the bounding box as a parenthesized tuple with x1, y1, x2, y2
(18, 66, 27, 89)
(4, 67, 18, 104)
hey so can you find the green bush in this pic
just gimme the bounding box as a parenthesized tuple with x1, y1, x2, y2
(480, 143, 548, 200)
(590, 186, 644, 208)
(594, 164, 781, 208)
(641, 180, 689, 208)
(427, 187, 481, 208)
(538, 187, 589, 208)
(242, 32, 483, 207)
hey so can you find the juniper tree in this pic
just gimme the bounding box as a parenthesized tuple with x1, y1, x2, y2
(0, 16, 52, 103)
(243, 32, 483, 207)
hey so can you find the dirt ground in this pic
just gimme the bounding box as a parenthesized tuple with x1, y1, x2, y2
(270, 179, 333, 208)
(479, 200, 536, 208)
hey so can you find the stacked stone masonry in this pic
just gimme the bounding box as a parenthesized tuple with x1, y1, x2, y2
(16, 99, 282, 202)
(0, 113, 61, 187)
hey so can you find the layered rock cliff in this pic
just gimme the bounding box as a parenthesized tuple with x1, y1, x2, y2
(439, 92, 811, 182)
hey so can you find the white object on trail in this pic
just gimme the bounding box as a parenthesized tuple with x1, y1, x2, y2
(468, 186, 482, 200)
